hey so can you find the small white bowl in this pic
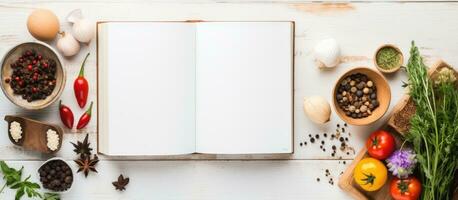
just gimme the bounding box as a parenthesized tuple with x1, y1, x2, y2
(38, 157, 74, 194)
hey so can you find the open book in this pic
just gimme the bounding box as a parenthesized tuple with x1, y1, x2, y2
(97, 21, 294, 156)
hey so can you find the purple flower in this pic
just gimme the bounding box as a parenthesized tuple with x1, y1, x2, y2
(386, 149, 417, 178)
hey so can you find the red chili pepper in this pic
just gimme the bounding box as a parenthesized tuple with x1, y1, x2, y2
(74, 53, 90, 108)
(59, 100, 74, 129)
(77, 102, 93, 129)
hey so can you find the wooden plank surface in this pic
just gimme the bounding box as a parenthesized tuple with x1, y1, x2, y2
(0, 1, 457, 199)
(0, 160, 354, 199)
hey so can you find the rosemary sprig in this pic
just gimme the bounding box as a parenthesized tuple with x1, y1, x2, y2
(404, 41, 458, 200)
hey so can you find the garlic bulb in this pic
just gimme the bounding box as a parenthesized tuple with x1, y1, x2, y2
(303, 96, 331, 124)
(314, 38, 341, 69)
(67, 9, 95, 43)
(56, 32, 80, 57)
(72, 18, 95, 43)
(66, 9, 83, 23)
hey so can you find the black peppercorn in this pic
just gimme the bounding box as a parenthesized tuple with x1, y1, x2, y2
(38, 160, 73, 192)
(7, 50, 57, 102)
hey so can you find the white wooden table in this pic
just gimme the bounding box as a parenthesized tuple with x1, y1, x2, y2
(0, 1, 457, 199)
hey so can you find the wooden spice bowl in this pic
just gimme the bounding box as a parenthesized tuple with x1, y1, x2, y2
(0, 41, 66, 110)
(374, 44, 404, 74)
(332, 67, 391, 126)
(4, 115, 63, 154)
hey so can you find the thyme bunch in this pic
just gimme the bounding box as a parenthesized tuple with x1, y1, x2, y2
(404, 41, 458, 200)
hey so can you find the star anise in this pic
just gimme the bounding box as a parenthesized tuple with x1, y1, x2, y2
(71, 134, 93, 158)
(112, 174, 130, 191)
(75, 154, 99, 177)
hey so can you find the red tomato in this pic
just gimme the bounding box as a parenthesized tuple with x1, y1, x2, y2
(390, 177, 422, 200)
(366, 130, 395, 160)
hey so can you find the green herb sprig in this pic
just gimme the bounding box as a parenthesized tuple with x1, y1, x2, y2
(0, 161, 60, 200)
(404, 41, 458, 200)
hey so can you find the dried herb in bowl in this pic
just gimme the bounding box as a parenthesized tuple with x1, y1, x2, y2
(376, 46, 402, 70)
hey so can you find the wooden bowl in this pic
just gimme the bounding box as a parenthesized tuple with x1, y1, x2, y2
(4, 115, 63, 154)
(332, 67, 391, 126)
(374, 44, 404, 74)
(0, 41, 65, 110)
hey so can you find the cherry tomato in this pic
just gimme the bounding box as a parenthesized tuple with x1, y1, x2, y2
(390, 177, 422, 200)
(354, 158, 388, 191)
(366, 130, 395, 160)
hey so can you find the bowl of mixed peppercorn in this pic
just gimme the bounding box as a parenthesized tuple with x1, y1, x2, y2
(0, 42, 65, 110)
(332, 67, 391, 126)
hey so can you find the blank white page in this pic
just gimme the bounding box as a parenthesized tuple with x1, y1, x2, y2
(101, 22, 196, 155)
(195, 22, 293, 154)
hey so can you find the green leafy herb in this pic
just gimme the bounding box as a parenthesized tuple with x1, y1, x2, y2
(404, 41, 458, 200)
(42, 193, 60, 200)
(0, 161, 60, 200)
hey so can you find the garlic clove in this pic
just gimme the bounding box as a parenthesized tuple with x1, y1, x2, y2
(56, 32, 80, 57)
(66, 9, 83, 23)
(72, 18, 95, 43)
(314, 38, 341, 69)
(303, 96, 331, 124)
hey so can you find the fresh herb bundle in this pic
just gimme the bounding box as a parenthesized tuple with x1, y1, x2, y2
(0, 161, 60, 200)
(404, 41, 458, 200)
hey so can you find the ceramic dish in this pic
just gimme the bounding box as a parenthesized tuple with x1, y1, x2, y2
(0, 41, 65, 110)
(333, 67, 391, 126)
(38, 157, 74, 194)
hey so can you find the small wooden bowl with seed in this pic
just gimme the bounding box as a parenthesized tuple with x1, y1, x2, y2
(374, 44, 404, 74)
(4, 115, 63, 153)
(332, 67, 391, 126)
